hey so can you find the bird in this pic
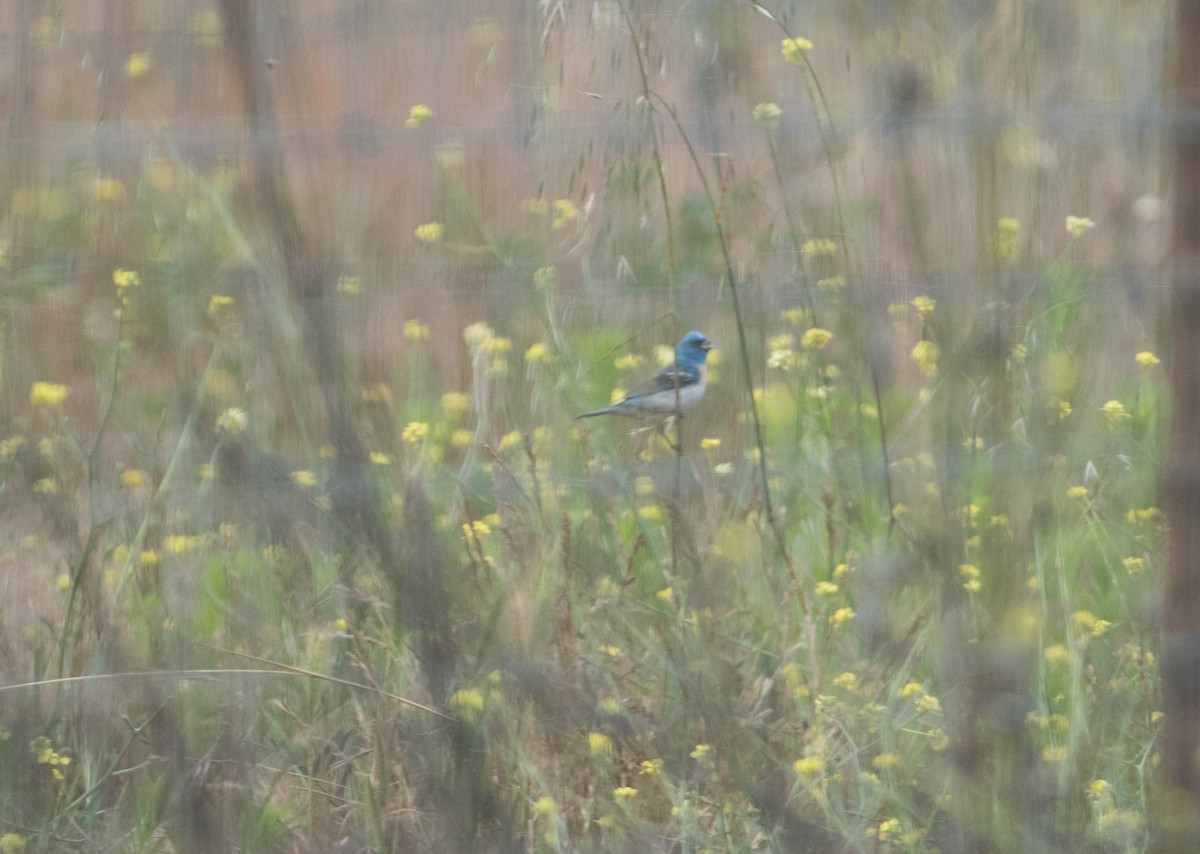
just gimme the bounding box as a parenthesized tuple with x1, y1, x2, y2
(577, 331, 713, 422)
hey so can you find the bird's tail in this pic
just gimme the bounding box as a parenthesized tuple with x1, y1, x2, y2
(576, 404, 623, 419)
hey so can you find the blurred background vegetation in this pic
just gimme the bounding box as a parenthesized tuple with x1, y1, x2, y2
(0, 1, 1176, 851)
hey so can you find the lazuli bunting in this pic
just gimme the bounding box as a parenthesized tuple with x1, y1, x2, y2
(578, 331, 713, 420)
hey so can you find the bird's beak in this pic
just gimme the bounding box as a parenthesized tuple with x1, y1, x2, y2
(701, 338, 714, 350)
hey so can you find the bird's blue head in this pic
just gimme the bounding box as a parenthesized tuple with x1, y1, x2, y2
(677, 331, 714, 366)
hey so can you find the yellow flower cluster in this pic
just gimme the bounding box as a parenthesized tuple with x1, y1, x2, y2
(125, 52, 151, 79)
(793, 755, 824, 778)
(165, 534, 205, 555)
(753, 102, 782, 124)
(588, 731, 612, 757)
(404, 319, 430, 341)
(405, 104, 434, 129)
(781, 36, 814, 64)
(801, 328, 833, 350)
(207, 294, 234, 320)
(552, 199, 578, 229)
(960, 563, 981, 593)
(525, 342, 550, 363)
(414, 222, 443, 243)
(911, 296, 936, 316)
(402, 421, 430, 443)
(1100, 399, 1129, 426)
(911, 340, 940, 378)
(1065, 215, 1095, 238)
(802, 237, 837, 256)
(30, 381, 68, 408)
(30, 736, 71, 781)
(462, 519, 491, 538)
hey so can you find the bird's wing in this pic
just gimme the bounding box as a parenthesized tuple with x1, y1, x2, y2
(623, 363, 700, 399)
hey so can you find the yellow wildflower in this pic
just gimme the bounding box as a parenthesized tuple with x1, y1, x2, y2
(405, 104, 434, 128)
(0, 436, 26, 458)
(525, 342, 550, 363)
(912, 340, 940, 377)
(781, 37, 814, 64)
(1071, 610, 1099, 636)
(873, 752, 902, 770)
(793, 756, 824, 778)
(29, 381, 68, 408)
(638, 505, 663, 522)
(1065, 215, 1095, 238)
(290, 470, 316, 488)
(441, 391, 470, 417)
(463, 321, 495, 351)
(164, 534, 202, 555)
(833, 671, 858, 691)
(403, 319, 430, 341)
(414, 222, 443, 242)
(1101, 399, 1130, 426)
(450, 688, 485, 713)
(801, 328, 833, 350)
(639, 758, 663, 779)
(530, 266, 556, 290)
(802, 237, 836, 256)
(1044, 643, 1072, 668)
(911, 296, 936, 316)
(830, 607, 856, 625)
(552, 199, 578, 229)
(216, 408, 247, 434)
(402, 421, 430, 443)
(916, 694, 942, 713)
(92, 178, 125, 201)
(120, 469, 147, 488)
(1135, 351, 1160, 368)
(532, 796, 556, 817)
(588, 731, 612, 757)
(1043, 745, 1068, 763)
(207, 294, 234, 319)
(753, 102, 782, 124)
(125, 52, 151, 79)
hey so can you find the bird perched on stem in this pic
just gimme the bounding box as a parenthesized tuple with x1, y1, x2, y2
(577, 331, 713, 427)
